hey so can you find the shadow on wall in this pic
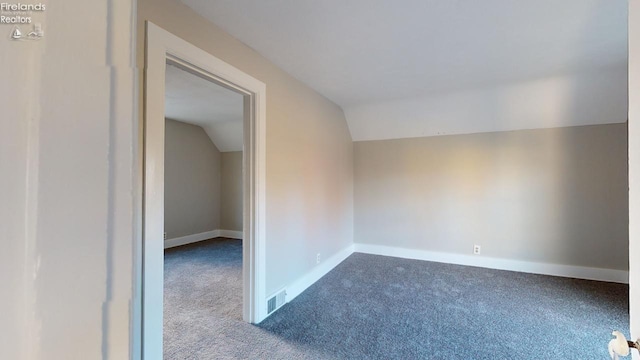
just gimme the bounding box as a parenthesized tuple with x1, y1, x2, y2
(221, 151, 244, 232)
(541, 2, 628, 271)
(481, 1, 629, 270)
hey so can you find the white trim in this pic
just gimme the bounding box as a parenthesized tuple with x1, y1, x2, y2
(286, 245, 355, 302)
(142, 22, 267, 359)
(164, 229, 243, 248)
(219, 229, 243, 239)
(354, 243, 629, 284)
(164, 230, 219, 249)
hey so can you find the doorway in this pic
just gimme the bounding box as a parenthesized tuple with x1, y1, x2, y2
(163, 60, 246, 355)
(142, 22, 267, 359)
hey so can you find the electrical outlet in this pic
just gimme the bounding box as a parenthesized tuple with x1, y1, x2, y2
(473, 245, 481, 255)
(316, 253, 321, 264)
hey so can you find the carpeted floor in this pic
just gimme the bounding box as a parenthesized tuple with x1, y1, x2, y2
(164, 238, 629, 359)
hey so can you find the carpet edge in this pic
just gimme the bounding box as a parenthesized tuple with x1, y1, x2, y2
(354, 243, 629, 284)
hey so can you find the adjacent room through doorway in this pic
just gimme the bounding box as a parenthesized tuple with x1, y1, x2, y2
(163, 61, 246, 357)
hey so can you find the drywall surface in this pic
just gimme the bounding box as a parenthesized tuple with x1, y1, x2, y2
(354, 124, 628, 271)
(346, 66, 628, 141)
(138, 0, 354, 295)
(165, 119, 221, 239)
(221, 151, 243, 231)
(0, 0, 138, 358)
(0, 15, 37, 360)
(630, 0, 640, 347)
(181, 0, 627, 114)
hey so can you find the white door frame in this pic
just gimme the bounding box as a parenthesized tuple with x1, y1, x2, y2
(141, 21, 267, 359)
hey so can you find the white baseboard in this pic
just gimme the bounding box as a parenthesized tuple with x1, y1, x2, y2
(164, 229, 242, 249)
(286, 244, 355, 302)
(354, 243, 629, 284)
(218, 229, 243, 239)
(164, 230, 219, 249)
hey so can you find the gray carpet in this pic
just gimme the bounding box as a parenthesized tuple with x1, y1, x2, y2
(164, 238, 629, 359)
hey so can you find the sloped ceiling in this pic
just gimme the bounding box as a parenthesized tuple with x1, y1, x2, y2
(180, 0, 628, 141)
(165, 63, 244, 152)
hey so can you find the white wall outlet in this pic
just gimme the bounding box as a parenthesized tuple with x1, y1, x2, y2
(473, 245, 481, 255)
(316, 253, 321, 264)
(163, 232, 167, 240)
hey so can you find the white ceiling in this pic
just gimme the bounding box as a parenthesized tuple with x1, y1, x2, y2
(180, 0, 628, 140)
(165, 63, 244, 152)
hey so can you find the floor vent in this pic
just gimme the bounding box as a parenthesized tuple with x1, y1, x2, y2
(267, 289, 286, 315)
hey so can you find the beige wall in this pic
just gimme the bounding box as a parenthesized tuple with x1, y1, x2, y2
(165, 119, 222, 239)
(630, 0, 640, 346)
(221, 151, 243, 232)
(138, 0, 354, 295)
(1, 0, 137, 358)
(1, 17, 34, 359)
(355, 123, 628, 270)
(164, 120, 244, 239)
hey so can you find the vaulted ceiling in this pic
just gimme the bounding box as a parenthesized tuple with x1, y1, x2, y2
(165, 63, 244, 152)
(180, 0, 628, 141)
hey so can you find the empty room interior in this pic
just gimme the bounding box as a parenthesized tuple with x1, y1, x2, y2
(140, 0, 631, 358)
(4, 0, 640, 360)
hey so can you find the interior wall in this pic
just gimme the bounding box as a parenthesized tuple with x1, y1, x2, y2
(0, 0, 138, 358)
(630, 0, 640, 347)
(165, 119, 221, 239)
(138, 0, 354, 295)
(0, 14, 37, 359)
(346, 66, 628, 142)
(354, 123, 629, 271)
(221, 151, 243, 232)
